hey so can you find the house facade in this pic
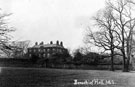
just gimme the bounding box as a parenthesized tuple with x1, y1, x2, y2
(27, 41, 68, 58)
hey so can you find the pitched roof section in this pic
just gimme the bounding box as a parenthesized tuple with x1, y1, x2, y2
(32, 44, 64, 48)
(30, 41, 65, 49)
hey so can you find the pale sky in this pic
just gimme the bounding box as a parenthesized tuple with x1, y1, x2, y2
(0, 0, 105, 51)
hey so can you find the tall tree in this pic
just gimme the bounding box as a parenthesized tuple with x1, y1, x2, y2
(85, 7, 119, 71)
(10, 40, 30, 58)
(73, 49, 83, 65)
(107, 0, 135, 72)
(0, 9, 15, 57)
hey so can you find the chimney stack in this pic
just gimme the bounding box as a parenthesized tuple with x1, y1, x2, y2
(56, 40, 59, 45)
(60, 41, 63, 46)
(50, 41, 53, 44)
(35, 42, 38, 45)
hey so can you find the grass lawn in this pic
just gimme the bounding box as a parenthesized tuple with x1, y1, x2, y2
(0, 67, 135, 87)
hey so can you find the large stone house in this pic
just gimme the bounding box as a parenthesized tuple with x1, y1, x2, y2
(27, 40, 68, 58)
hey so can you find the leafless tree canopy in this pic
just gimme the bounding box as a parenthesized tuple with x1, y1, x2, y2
(0, 9, 15, 57)
(84, 0, 135, 71)
(10, 40, 31, 58)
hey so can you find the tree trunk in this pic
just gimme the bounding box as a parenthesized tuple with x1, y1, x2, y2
(122, 53, 128, 72)
(126, 36, 132, 72)
(110, 49, 114, 71)
(127, 56, 130, 71)
(121, 27, 128, 72)
(126, 45, 131, 72)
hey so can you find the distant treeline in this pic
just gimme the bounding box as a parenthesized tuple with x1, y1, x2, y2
(0, 58, 124, 70)
(0, 51, 123, 70)
(29, 51, 123, 69)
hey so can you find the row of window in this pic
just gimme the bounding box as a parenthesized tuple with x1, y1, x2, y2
(28, 48, 64, 53)
(29, 53, 50, 58)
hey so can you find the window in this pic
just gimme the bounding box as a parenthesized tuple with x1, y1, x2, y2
(38, 49, 41, 52)
(39, 54, 41, 57)
(40, 49, 43, 52)
(44, 49, 46, 52)
(43, 54, 46, 57)
(53, 48, 56, 52)
(56, 49, 59, 52)
(57, 49, 60, 52)
(47, 53, 50, 58)
(47, 49, 50, 52)
(34, 49, 36, 52)
(29, 54, 32, 57)
(29, 49, 31, 52)
(59, 49, 62, 53)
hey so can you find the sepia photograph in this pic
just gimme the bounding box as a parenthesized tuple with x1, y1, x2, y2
(0, 0, 135, 87)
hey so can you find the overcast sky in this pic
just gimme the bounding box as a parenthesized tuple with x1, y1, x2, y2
(0, 0, 105, 51)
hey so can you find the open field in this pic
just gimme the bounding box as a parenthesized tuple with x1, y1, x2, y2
(0, 67, 135, 87)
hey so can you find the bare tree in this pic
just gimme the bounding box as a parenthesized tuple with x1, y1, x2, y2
(85, 6, 120, 71)
(9, 40, 31, 58)
(0, 9, 15, 57)
(77, 46, 91, 55)
(85, 0, 135, 72)
(107, 0, 135, 72)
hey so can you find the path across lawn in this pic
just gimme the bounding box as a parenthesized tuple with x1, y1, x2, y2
(0, 67, 135, 87)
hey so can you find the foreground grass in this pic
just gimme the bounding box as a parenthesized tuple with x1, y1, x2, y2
(0, 67, 135, 87)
